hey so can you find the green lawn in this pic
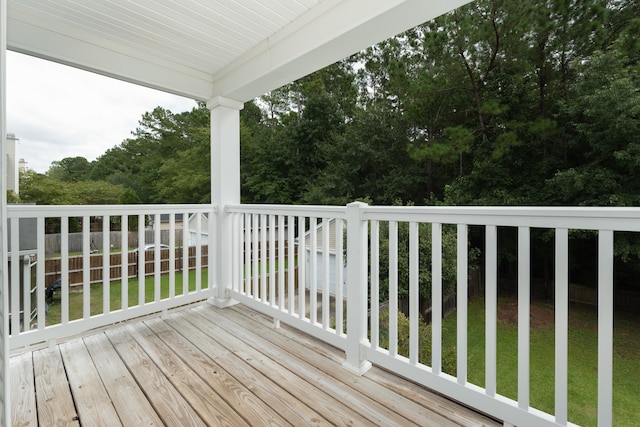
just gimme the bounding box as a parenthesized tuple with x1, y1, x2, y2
(46, 256, 295, 325)
(46, 269, 208, 325)
(442, 297, 640, 427)
(46, 277, 639, 426)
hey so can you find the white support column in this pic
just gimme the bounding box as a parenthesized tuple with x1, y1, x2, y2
(0, 0, 10, 424)
(343, 201, 372, 375)
(207, 96, 243, 308)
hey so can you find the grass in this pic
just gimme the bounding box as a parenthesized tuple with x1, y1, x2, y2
(45, 269, 208, 325)
(441, 297, 640, 426)
(45, 255, 295, 325)
(45, 277, 639, 426)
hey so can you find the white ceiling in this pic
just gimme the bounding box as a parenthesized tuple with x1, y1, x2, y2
(6, 0, 472, 102)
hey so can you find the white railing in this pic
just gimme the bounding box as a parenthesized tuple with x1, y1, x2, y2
(227, 204, 348, 350)
(6, 201, 630, 425)
(226, 203, 635, 427)
(7, 204, 215, 349)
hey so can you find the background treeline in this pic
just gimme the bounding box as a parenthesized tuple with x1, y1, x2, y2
(14, 0, 640, 291)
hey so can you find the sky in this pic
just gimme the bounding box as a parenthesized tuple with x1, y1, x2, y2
(6, 51, 198, 173)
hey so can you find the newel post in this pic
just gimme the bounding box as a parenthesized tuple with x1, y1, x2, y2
(207, 96, 243, 308)
(343, 201, 372, 375)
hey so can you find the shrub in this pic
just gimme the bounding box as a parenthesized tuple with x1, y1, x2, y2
(377, 309, 456, 375)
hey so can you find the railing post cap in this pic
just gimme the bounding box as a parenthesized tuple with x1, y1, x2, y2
(347, 201, 368, 208)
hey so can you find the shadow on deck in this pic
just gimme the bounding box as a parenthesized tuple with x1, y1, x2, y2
(10, 303, 499, 426)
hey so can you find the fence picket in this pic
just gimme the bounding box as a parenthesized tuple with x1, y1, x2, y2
(297, 216, 306, 319)
(83, 216, 90, 320)
(121, 215, 129, 310)
(287, 216, 295, 315)
(555, 228, 569, 425)
(61, 218, 69, 325)
(389, 221, 398, 358)
(409, 222, 419, 366)
(518, 227, 530, 410)
(370, 220, 379, 349)
(102, 215, 110, 314)
(456, 224, 468, 386)
(310, 217, 317, 324)
(485, 225, 497, 395)
(9, 218, 19, 334)
(598, 230, 614, 427)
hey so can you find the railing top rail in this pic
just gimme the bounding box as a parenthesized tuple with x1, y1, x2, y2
(227, 204, 347, 219)
(7, 203, 216, 218)
(362, 205, 640, 231)
(21, 202, 640, 230)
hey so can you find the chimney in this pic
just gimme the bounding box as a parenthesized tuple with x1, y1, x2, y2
(6, 133, 19, 195)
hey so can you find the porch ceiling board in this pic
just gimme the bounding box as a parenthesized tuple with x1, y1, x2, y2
(6, 0, 472, 102)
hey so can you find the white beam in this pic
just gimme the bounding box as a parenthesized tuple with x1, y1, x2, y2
(7, 0, 472, 102)
(7, 8, 213, 101)
(213, 0, 473, 101)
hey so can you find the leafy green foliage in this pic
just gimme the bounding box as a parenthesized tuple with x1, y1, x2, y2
(89, 105, 211, 203)
(19, 170, 125, 205)
(378, 309, 456, 374)
(47, 156, 91, 182)
(30, 0, 638, 210)
(25, 0, 640, 288)
(375, 215, 465, 301)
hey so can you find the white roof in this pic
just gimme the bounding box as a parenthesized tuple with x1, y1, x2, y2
(6, 0, 472, 102)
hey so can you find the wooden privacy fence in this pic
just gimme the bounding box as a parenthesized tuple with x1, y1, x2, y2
(44, 246, 207, 287)
(45, 230, 184, 254)
(43, 241, 291, 288)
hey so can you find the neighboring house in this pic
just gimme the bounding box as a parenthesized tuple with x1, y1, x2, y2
(151, 213, 184, 231)
(187, 213, 286, 249)
(6, 133, 19, 195)
(303, 218, 346, 297)
(187, 212, 209, 246)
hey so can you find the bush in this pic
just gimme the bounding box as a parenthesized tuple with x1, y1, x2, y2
(377, 309, 456, 375)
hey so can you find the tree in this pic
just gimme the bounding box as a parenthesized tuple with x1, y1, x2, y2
(543, 44, 640, 206)
(20, 170, 76, 205)
(19, 170, 126, 205)
(47, 156, 92, 182)
(90, 105, 211, 203)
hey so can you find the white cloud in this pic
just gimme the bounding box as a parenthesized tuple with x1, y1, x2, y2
(6, 51, 197, 173)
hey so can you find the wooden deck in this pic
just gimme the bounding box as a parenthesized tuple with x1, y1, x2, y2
(10, 303, 500, 426)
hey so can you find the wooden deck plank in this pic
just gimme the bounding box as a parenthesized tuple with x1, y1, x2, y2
(10, 353, 37, 427)
(369, 367, 499, 426)
(143, 317, 301, 427)
(197, 305, 427, 426)
(123, 322, 251, 427)
(230, 305, 500, 427)
(156, 313, 329, 426)
(11, 303, 501, 427)
(181, 308, 377, 427)
(240, 306, 495, 425)
(59, 338, 123, 427)
(142, 318, 290, 426)
(222, 306, 450, 425)
(32, 348, 80, 426)
(106, 327, 207, 427)
(83, 333, 163, 426)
